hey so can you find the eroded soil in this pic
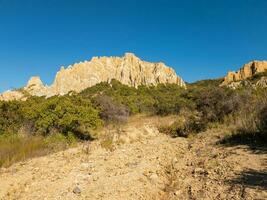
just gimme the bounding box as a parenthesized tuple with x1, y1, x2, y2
(0, 117, 266, 200)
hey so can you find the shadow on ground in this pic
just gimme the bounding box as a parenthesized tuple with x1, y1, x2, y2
(227, 169, 267, 190)
(218, 131, 267, 191)
(217, 131, 267, 154)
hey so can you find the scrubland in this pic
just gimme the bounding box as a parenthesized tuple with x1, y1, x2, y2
(0, 78, 266, 199)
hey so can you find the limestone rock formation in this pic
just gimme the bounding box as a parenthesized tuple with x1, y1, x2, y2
(24, 76, 47, 96)
(221, 60, 267, 86)
(0, 53, 186, 101)
(0, 90, 26, 101)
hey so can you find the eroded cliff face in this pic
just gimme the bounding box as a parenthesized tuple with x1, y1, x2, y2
(0, 53, 186, 101)
(221, 61, 267, 86)
(0, 90, 27, 102)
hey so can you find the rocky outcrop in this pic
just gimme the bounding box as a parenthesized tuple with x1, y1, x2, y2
(0, 90, 27, 101)
(255, 76, 267, 87)
(0, 53, 186, 101)
(24, 76, 47, 96)
(221, 60, 267, 86)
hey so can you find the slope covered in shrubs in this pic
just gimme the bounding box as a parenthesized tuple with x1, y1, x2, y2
(0, 78, 266, 166)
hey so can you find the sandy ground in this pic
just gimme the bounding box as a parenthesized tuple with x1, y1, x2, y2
(0, 117, 266, 200)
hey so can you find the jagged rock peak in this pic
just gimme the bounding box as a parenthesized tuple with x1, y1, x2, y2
(47, 52, 186, 96)
(124, 52, 140, 60)
(0, 53, 186, 101)
(221, 60, 267, 86)
(26, 76, 44, 88)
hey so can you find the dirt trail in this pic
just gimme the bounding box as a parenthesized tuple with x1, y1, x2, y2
(0, 118, 266, 200)
(164, 128, 267, 200)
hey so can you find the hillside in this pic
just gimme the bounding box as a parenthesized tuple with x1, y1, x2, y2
(0, 116, 266, 200)
(0, 59, 267, 200)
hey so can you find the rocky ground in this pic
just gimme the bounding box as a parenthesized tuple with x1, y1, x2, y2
(0, 116, 266, 200)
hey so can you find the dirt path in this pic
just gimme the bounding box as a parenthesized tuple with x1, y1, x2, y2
(0, 119, 187, 200)
(0, 119, 266, 200)
(164, 128, 267, 200)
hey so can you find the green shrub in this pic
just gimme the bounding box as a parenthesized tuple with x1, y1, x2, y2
(228, 89, 267, 144)
(22, 96, 102, 139)
(0, 101, 24, 134)
(257, 103, 267, 134)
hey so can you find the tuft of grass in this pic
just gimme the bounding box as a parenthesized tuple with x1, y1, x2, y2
(0, 133, 77, 168)
(100, 138, 114, 151)
(158, 111, 205, 138)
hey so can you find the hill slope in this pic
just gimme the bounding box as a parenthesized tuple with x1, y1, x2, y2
(0, 117, 266, 200)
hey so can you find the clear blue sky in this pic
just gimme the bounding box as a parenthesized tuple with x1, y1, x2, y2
(0, 0, 267, 92)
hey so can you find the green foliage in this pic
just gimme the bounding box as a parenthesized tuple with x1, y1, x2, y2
(1, 78, 266, 145)
(0, 79, 240, 141)
(25, 96, 102, 139)
(0, 96, 102, 140)
(82, 80, 190, 116)
(0, 101, 24, 134)
(257, 103, 267, 134)
(1, 76, 266, 168)
(187, 78, 223, 89)
(219, 87, 267, 148)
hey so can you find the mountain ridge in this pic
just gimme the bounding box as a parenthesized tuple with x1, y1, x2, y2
(0, 53, 186, 101)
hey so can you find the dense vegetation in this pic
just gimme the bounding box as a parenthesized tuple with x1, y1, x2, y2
(0, 78, 266, 167)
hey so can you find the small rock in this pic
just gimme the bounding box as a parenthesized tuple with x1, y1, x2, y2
(172, 157, 178, 163)
(174, 190, 181, 196)
(93, 176, 98, 181)
(0, 167, 7, 173)
(73, 186, 81, 195)
(193, 168, 208, 175)
(149, 173, 159, 183)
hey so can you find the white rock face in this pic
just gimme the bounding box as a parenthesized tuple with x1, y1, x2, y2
(24, 76, 47, 96)
(0, 53, 186, 101)
(0, 90, 26, 101)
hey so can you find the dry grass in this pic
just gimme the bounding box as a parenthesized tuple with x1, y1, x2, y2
(0, 135, 46, 167)
(126, 114, 177, 128)
(0, 133, 77, 168)
(97, 114, 178, 150)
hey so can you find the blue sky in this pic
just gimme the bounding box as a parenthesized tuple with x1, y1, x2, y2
(0, 0, 267, 92)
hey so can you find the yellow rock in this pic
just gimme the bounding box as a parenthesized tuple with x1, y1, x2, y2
(221, 60, 267, 86)
(0, 53, 186, 101)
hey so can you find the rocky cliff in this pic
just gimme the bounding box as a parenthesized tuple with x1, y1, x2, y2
(221, 60, 267, 86)
(0, 53, 186, 101)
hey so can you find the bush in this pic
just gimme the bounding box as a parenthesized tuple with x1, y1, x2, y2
(82, 80, 190, 116)
(0, 101, 24, 134)
(257, 103, 267, 134)
(195, 87, 232, 122)
(228, 90, 267, 144)
(93, 95, 130, 123)
(219, 94, 267, 148)
(0, 96, 103, 140)
(25, 96, 102, 139)
(159, 110, 205, 137)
